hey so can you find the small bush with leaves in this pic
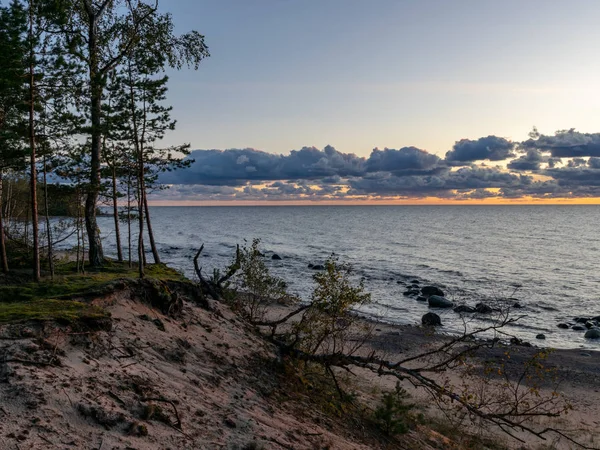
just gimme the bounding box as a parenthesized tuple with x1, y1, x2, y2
(291, 256, 371, 357)
(231, 239, 291, 322)
(373, 382, 414, 436)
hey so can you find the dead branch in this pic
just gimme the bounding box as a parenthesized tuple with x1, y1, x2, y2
(194, 244, 241, 300)
(141, 397, 182, 430)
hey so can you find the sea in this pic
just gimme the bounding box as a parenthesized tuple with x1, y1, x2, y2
(85, 205, 600, 351)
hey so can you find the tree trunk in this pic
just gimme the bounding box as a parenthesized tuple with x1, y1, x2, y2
(137, 178, 144, 278)
(29, 0, 40, 282)
(0, 173, 8, 274)
(43, 154, 54, 279)
(143, 193, 160, 264)
(85, 7, 104, 267)
(127, 167, 132, 267)
(111, 163, 123, 262)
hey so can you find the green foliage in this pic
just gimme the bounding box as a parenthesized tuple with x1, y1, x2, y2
(0, 299, 107, 324)
(231, 238, 290, 321)
(0, 261, 184, 303)
(293, 256, 371, 355)
(373, 383, 414, 436)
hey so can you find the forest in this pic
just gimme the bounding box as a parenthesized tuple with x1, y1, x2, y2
(0, 0, 208, 280)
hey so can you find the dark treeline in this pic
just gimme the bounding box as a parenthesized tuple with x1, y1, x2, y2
(0, 0, 209, 279)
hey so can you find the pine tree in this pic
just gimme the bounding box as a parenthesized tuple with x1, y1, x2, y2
(0, 0, 28, 274)
(53, 0, 208, 268)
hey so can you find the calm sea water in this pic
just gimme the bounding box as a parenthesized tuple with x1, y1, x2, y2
(92, 205, 600, 350)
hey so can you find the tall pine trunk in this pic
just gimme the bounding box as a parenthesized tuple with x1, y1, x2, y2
(28, 0, 40, 281)
(43, 154, 53, 279)
(0, 173, 8, 274)
(85, 6, 104, 267)
(127, 167, 132, 267)
(143, 189, 160, 264)
(111, 161, 123, 262)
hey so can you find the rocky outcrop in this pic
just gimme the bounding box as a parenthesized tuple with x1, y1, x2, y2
(421, 286, 444, 297)
(422, 312, 442, 326)
(454, 305, 476, 313)
(584, 328, 600, 339)
(428, 295, 453, 308)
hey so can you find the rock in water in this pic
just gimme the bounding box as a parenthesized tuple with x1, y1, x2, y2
(475, 303, 494, 314)
(536, 334, 546, 340)
(422, 312, 442, 326)
(428, 295, 453, 308)
(421, 286, 444, 297)
(454, 305, 476, 313)
(557, 323, 569, 329)
(584, 328, 600, 339)
(272, 254, 282, 260)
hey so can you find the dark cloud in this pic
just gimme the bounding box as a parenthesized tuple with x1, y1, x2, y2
(365, 147, 442, 175)
(543, 166, 600, 187)
(445, 136, 516, 163)
(348, 166, 527, 197)
(507, 149, 546, 171)
(521, 129, 600, 158)
(159, 146, 366, 186)
(589, 158, 600, 169)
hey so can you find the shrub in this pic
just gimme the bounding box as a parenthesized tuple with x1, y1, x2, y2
(231, 239, 291, 322)
(373, 382, 414, 436)
(292, 255, 371, 356)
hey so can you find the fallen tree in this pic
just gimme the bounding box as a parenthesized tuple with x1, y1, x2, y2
(195, 240, 591, 448)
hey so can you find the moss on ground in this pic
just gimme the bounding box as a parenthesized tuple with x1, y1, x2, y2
(0, 262, 186, 303)
(0, 299, 108, 324)
(0, 261, 187, 324)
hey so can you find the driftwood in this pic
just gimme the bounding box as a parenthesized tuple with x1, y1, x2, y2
(193, 243, 241, 299)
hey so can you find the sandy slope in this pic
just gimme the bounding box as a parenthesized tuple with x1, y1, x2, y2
(1, 284, 598, 450)
(0, 286, 440, 450)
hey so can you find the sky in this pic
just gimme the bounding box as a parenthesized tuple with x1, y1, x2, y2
(150, 0, 600, 204)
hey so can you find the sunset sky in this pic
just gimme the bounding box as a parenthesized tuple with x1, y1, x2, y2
(151, 0, 600, 204)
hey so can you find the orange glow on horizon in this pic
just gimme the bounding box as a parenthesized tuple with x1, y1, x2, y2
(147, 197, 600, 207)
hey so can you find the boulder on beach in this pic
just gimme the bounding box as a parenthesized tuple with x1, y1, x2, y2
(272, 254, 282, 260)
(428, 295, 453, 308)
(584, 328, 600, 339)
(475, 303, 494, 314)
(422, 312, 442, 326)
(454, 305, 476, 313)
(510, 337, 532, 347)
(421, 286, 444, 297)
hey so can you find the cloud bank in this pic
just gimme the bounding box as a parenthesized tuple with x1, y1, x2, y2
(153, 129, 600, 202)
